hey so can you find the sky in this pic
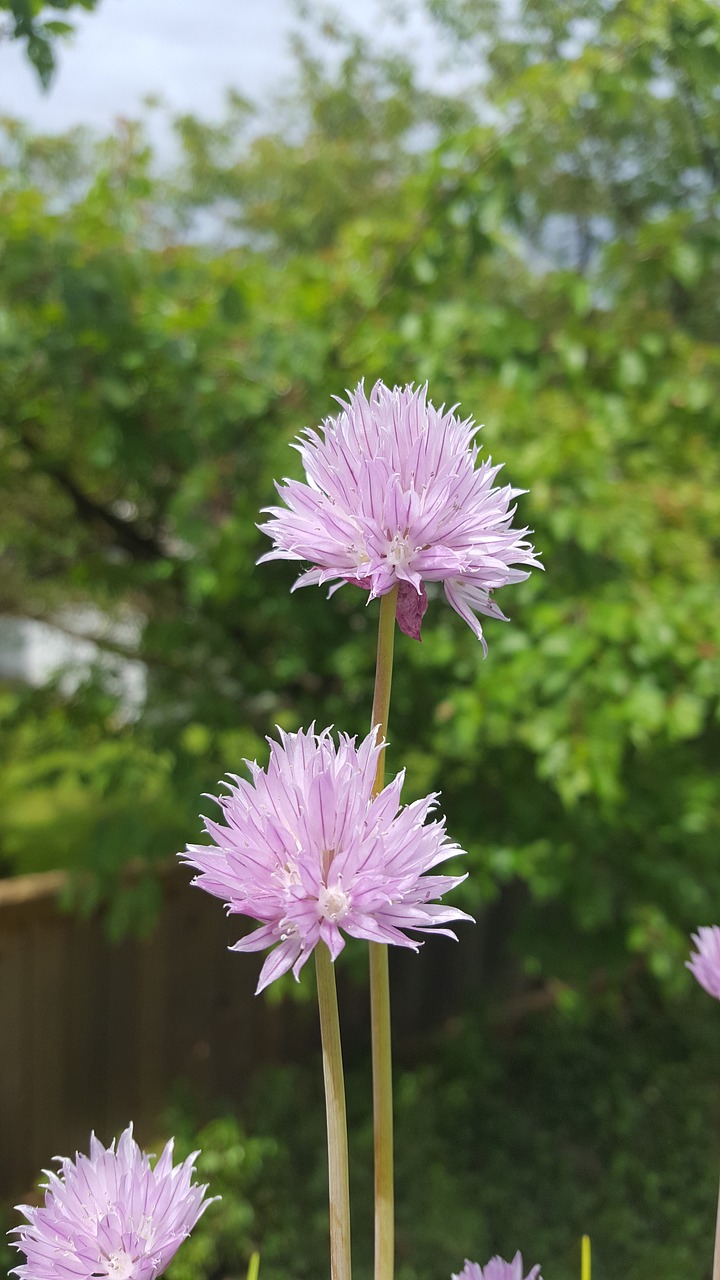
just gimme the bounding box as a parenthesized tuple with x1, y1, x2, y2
(0, 0, 447, 137)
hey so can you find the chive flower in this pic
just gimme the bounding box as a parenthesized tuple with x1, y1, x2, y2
(11, 1125, 215, 1280)
(181, 725, 472, 992)
(259, 380, 540, 649)
(453, 1254, 542, 1280)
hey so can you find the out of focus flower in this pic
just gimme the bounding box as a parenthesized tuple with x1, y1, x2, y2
(259, 380, 541, 650)
(687, 926, 720, 998)
(453, 1253, 542, 1280)
(182, 725, 472, 993)
(11, 1125, 215, 1280)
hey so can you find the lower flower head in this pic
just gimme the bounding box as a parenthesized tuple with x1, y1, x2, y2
(181, 725, 473, 992)
(687, 926, 720, 999)
(10, 1125, 216, 1280)
(453, 1254, 542, 1280)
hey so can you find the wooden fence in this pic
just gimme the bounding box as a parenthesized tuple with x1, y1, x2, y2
(0, 862, 504, 1201)
(0, 865, 325, 1200)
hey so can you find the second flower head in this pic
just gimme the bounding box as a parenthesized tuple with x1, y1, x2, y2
(182, 725, 472, 992)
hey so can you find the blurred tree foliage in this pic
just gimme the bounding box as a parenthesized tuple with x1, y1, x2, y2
(0, 0, 101, 86)
(0, 0, 719, 993)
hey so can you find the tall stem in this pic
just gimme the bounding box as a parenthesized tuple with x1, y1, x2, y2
(315, 943, 352, 1280)
(369, 585, 399, 1280)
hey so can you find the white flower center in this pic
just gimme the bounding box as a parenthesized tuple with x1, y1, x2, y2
(385, 533, 413, 569)
(103, 1251, 136, 1280)
(318, 885, 350, 923)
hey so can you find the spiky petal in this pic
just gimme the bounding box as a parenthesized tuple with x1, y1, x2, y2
(259, 380, 541, 649)
(181, 725, 472, 993)
(687, 926, 720, 999)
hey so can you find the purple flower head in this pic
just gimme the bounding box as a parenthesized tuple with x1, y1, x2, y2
(259, 380, 541, 651)
(10, 1124, 216, 1280)
(181, 725, 473, 993)
(453, 1254, 542, 1280)
(687, 927, 720, 999)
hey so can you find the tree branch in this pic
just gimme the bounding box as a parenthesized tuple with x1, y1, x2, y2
(18, 429, 166, 562)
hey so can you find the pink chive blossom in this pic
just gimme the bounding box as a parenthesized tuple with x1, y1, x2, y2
(453, 1254, 542, 1280)
(258, 380, 541, 651)
(181, 725, 472, 993)
(687, 927, 720, 999)
(10, 1125, 215, 1280)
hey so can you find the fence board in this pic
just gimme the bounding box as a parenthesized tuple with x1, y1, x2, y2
(28, 918, 66, 1175)
(0, 921, 32, 1192)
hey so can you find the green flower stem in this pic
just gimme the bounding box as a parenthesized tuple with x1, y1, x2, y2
(315, 942, 352, 1280)
(369, 941, 394, 1280)
(714, 1177, 720, 1280)
(371, 585, 399, 767)
(369, 584, 399, 1280)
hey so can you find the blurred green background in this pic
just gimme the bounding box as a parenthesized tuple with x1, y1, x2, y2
(1, 1, 720, 1276)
